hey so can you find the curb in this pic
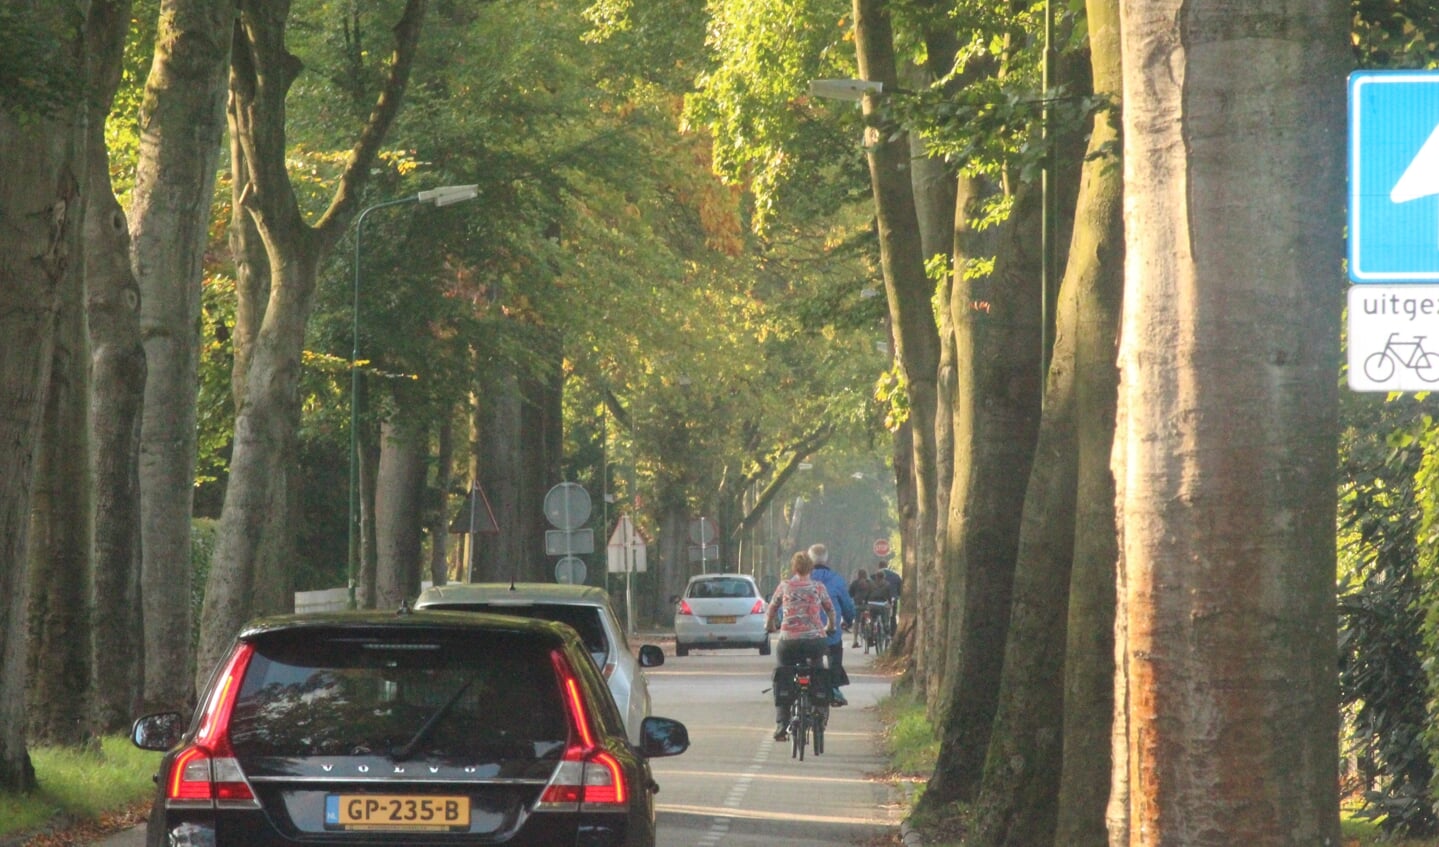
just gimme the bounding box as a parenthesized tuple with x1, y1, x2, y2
(900, 820, 924, 846)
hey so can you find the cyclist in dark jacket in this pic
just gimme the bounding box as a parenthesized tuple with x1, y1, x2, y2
(847, 569, 871, 646)
(808, 544, 855, 706)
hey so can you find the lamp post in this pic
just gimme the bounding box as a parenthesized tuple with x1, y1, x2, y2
(348, 184, 479, 608)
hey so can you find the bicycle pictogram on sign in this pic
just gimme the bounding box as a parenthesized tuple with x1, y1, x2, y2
(1363, 332, 1439, 384)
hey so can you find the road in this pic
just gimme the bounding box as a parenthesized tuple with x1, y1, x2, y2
(649, 644, 902, 847)
(91, 642, 901, 847)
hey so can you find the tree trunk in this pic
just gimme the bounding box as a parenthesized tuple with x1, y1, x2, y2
(131, 0, 234, 715)
(0, 0, 97, 791)
(376, 417, 427, 608)
(430, 415, 454, 585)
(24, 0, 143, 747)
(357, 378, 380, 607)
(966, 29, 1120, 845)
(86, 40, 147, 733)
(473, 336, 562, 585)
(26, 282, 93, 745)
(923, 180, 1043, 807)
(473, 373, 535, 582)
(198, 0, 426, 690)
(1054, 1, 1124, 842)
(852, 0, 942, 696)
(1112, 2, 1345, 844)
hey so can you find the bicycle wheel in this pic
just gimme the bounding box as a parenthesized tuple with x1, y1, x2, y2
(1418, 352, 1439, 383)
(1364, 351, 1396, 383)
(793, 693, 808, 760)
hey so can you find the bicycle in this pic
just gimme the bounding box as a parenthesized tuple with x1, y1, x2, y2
(773, 660, 829, 760)
(1364, 332, 1439, 383)
(862, 602, 890, 655)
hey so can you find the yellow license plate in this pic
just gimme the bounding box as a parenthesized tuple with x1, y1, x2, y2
(327, 794, 470, 831)
(708, 615, 737, 624)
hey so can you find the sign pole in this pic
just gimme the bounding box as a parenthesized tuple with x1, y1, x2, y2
(625, 534, 636, 636)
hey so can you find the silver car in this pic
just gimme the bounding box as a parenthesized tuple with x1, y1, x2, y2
(672, 573, 771, 656)
(413, 582, 661, 744)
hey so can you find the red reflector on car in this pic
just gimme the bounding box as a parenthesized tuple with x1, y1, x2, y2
(676, 600, 694, 616)
(166, 643, 257, 805)
(537, 651, 629, 811)
(749, 599, 765, 615)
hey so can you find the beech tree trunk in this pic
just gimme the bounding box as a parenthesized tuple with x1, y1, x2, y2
(923, 181, 1043, 807)
(26, 279, 92, 745)
(86, 2, 147, 730)
(376, 417, 427, 608)
(1054, 0, 1124, 842)
(197, 0, 426, 691)
(1112, 2, 1345, 844)
(965, 18, 1121, 846)
(131, 0, 234, 714)
(852, 0, 942, 696)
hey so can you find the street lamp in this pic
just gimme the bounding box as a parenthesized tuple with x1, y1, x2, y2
(349, 184, 479, 608)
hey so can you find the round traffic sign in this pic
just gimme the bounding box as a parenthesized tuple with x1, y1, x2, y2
(688, 516, 716, 546)
(873, 538, 891, 558)
(544, 482, 591, 530)
(554, 556, 587, 584)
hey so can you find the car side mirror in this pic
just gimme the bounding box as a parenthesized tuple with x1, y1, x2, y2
(638, 643, 665, 668)
(131, 712, 185, 751)
(638, 716, 689, 758)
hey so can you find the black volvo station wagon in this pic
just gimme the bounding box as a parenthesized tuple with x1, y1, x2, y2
(132, 608, 689, 847)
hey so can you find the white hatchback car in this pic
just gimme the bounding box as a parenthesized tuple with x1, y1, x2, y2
(413, 582, 662, 744)
(672, 573, 771, 656)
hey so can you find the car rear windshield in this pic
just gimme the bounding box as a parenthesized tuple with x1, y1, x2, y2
(226, 630, 568, 761)
(688, 578, 756, 599)
(425, 603, 608, 662)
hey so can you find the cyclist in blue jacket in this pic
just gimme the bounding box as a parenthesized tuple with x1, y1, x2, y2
(807, 543, 855, 706)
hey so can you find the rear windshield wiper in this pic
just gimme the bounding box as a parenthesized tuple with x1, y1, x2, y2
(390, 676, 475, 761)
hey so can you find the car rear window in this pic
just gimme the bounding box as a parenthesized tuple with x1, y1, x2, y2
(426, 603, 609, 662)
(688, 578, 756, 599)
(226, 631, 567, 761)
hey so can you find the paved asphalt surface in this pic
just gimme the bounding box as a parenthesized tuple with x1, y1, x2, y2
(648, 642, 903, 847)
(90, 638, 902, 847)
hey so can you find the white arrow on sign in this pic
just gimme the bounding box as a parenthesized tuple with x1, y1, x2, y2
(1392, 123, 1439, 204)
(1392, 123, 1439, 251)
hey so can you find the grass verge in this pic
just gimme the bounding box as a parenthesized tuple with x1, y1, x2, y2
(876, 691, 1430, 847)
(0, 736, 160, 845)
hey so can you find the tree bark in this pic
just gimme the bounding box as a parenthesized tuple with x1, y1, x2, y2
(86, 0, 147, 731)
(430, 415, 454, 585)
(131, 0, 234, 714)
(26, 279, 93, 745)
(197, 0, 427, 691)
(1112, 2, 1346, 843)
(923, 180, 1043, 807)
(0, 0, 97, 790)
(852, 0, 942, 696)
(472, 334, 562, 584)
(376, 417, 427, 608)
(1054, 0, 1124, 842)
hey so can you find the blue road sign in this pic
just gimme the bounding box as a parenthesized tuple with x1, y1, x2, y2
(1350, 72, 1439, 282)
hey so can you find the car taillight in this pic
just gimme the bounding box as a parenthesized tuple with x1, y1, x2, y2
(676, 600, 694, 616)
(749, 600, 765, 615)
(537, 651, 628, 812)
(166, 643, 258, 805)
